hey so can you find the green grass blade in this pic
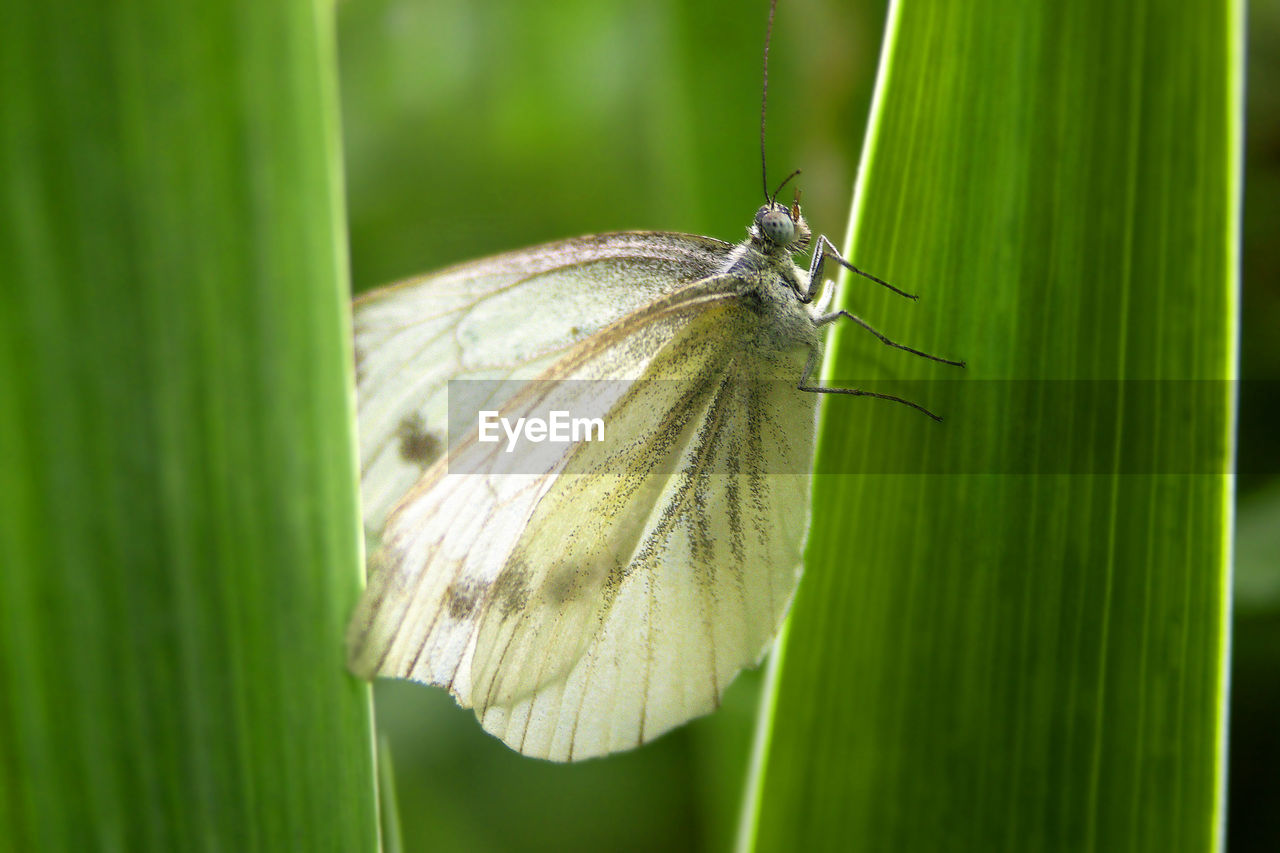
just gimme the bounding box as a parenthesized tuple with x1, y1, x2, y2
(377, 737, 405, 853)
(743, 0, 1241, 849)
(0, 1, 377, 848)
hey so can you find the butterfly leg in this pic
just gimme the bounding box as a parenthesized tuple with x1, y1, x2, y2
(797, 346, 945, 421)
(815, 309, 966, 368)
(801, 234, 919, 303)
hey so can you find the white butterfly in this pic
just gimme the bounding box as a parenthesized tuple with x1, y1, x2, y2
(346, 194, 961, 761)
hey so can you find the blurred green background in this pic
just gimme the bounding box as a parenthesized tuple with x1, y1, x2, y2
(337, 0, 1275, 851)
(341, 0, 880, 286)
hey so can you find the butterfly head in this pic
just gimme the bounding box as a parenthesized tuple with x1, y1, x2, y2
(752, 192, 811, 255)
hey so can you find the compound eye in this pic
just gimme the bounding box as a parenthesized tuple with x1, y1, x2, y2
(759, 207, 795, 245)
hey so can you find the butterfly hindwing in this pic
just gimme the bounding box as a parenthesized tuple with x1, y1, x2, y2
(474, 362, 817, 760)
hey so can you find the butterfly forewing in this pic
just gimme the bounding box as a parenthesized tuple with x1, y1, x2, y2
(353, 232, 731, 534)
(349, 273, 741, 682)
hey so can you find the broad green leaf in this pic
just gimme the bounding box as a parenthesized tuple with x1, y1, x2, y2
(0, 1, 377, 848)
(744, 0, 1240, 850)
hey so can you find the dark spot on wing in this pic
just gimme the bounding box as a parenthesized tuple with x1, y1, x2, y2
(397, 413, 442, 468)
(493, 563, 531, 617)
(544, 564, 581, 605)
(443, 579, 484, 620)
(367, 545, 408, 597)
(543, 562, 608, 606)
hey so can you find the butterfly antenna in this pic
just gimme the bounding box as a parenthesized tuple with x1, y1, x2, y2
(760, 0, 778, 205)
(770, 169, 801, 206)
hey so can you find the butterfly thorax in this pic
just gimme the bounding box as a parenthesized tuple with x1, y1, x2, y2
(703, 215, 824, 370)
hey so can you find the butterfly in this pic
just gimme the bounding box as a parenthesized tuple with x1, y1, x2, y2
(345, 0, 962, 762)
